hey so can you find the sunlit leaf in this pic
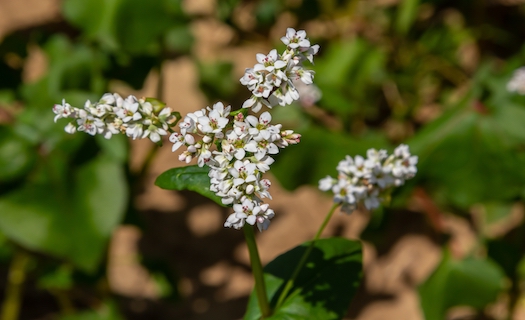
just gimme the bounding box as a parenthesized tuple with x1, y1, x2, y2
(155, 165, 224, 206)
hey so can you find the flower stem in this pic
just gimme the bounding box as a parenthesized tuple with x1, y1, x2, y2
(274, 202, 339, 309)
(1, 249, 30, 320)
(243, 224, 271, 318)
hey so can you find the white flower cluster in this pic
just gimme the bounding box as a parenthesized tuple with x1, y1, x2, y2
(52, 93, 177, 143)
(319, 144, 418, 214)
(240, 28, 320, 112)
(507, 67, 525, 95)
(171, 28, 318, 231)
(171, 103, 300, 231)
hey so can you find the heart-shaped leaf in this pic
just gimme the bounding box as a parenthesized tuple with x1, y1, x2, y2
(0, 154, 127, 272)
(244, 238, 363, 320)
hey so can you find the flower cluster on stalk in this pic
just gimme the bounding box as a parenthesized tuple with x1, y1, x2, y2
(52, 93, 178, 143)
(319, 145, 418, 214)
(240, 28, 319, 112)
(170, 28, 319, 231)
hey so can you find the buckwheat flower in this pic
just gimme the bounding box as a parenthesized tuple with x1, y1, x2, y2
(142, 123, 167, 143)
(281, 28, 310, 49)
(53, 93, 178, 143)
(320, 145, 418, 214)
(290, 66, 314, 85)
(240, 68, 263, 88)
(256, 49, 287, 72)
(319, 176, 336, 191)
(52, 99, 75, 123)
(126, 123, 144, 140)
(116, 96, 142, 122)
(507, 67, 525, 95)
(64, 122, 77, 134)
(246, 112, 274, 141)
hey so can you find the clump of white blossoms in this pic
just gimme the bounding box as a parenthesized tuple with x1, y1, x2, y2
(507, 67, 525, 95)
(240, 28, 319, 112)
(319, 144, 418, 214)
(52, 93, 178, 143)
(171, 28, 319, 231)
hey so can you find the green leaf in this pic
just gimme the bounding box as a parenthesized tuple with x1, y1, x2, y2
(408, 99, 525, 208)
(95, 134, 128, 163)
(164, 24, 194, 54)
(418, 250, 505, 320)
(244, 238, 363, 320)
(272, 127, 388, 190)
(38, 264, 74, 290)
(0, 155, 127, 272)
(114, 0, 173, 54)
(155, 165, 224, 206)
(0, 126, 36, 182)
(58, 301, 123, 320)
(63, 0, 184, 55)
(395, 0, 420, 35)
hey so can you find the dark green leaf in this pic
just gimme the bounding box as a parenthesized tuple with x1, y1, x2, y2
(395, 0, 420, 35)
(58, 301, 123, 320)
(0, 155, 127, 272)
(408, 98, 525, 208)
(0, 126, 36, 182)
(155, 165, 224, 206)
(244, 238, 363, 320)
(418, 250, 505, 320)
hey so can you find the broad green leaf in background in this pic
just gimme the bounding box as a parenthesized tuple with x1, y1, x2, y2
(244, 238, 363, 320)
(63, 0, 187, 55)
(314, 39, 386, 118)
(197, 61, 237, 102)
(0, 154, 127, 272)
(155, 165, 224, 206)
(0, 126, 36, 182)
(418, 250, 505, 320)
(396, 0, 420, 35)
(58, 301, 123, 320)
(408, 97, 525, 208)
(272, 126, 388, 190)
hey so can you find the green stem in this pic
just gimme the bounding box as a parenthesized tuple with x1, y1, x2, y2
(1, 250, 30, 320)
(274, 202, 340, 309)
(243, 224, 271, 318)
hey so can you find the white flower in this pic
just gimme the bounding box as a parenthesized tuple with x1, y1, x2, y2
(508, 67, 525, 95)
(319, 176, 335, 191)
(281, 28, 311, 49)
(52, 99, 75, 122)
(256, 49, 287, 72)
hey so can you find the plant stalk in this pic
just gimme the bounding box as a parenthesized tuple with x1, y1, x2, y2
(243, 224, 271, 318)
(275, 202, 340, 309)
(1, 250, 30, 320)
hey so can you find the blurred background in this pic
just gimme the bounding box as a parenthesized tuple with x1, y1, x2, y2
(1, 0, 525, 319)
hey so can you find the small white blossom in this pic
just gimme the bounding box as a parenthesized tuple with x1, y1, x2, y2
(508, 67, 525, 95)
